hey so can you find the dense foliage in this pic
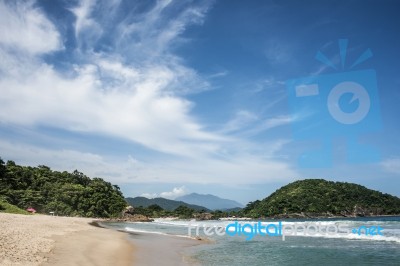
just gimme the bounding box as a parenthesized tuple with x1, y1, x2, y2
(131, 204, 197, 219)
(126, 196, 210, 211)
(0, 158, 126, 218)
(130, 203, 240, 219)
(0, 198, 31, 215)
(243, 179, 400, 218)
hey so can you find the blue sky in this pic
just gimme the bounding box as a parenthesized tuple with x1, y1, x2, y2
(0, 0, 399, 204)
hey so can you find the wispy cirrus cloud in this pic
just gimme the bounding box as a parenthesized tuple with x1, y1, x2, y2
(0, 0, 297, 185)
(264, 39, 292, 65)
(0, 1, 62, 55)
(0, 140, 296, 184)
(222, 110, 292, 138)
(0, 0, 221, 158)
(381, 158, 400, 175)
(70, 0, 102, 48)
(220, 110, 258, 134)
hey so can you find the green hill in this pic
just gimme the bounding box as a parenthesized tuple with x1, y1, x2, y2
(0, 198, 30, 215)
(125, 196, 210, 212)
(243, 179, 400, 218)
(176, 193, 244, 210)
(0, 157, 126, 218)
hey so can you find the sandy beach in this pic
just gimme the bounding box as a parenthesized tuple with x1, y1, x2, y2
(124, 231, 202, 265)
(0, 213, 133, 266)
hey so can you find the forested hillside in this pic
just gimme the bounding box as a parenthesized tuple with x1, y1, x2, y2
(126, 196, 209, 211)
(243, 179, 400, 218)
(0, 158, 126, 218)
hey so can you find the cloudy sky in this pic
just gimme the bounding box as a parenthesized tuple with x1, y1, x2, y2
(0, 0, 399, 204)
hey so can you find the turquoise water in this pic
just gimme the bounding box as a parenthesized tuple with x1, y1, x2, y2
(104, 217, 400, 265)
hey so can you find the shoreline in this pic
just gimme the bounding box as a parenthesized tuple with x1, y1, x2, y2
(126, 231, 202, 265)
(212, 214, 400, 221)
(99, 220, 205, 265)
(0, 213, 203, 265)
(43, 225, 133, 266)
(0, 213, 134, 266)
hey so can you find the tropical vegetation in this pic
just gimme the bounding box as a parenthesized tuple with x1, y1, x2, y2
(0, 157, 126, 218)
(242, 179, 400, 218)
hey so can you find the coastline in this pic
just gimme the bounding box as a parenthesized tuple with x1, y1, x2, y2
(0, 213, 134, 266)
(43, 225, 133, 266)
(100, 221, 205, 265)
(127, 232, 202, 265)
(0, 213, 203, 266)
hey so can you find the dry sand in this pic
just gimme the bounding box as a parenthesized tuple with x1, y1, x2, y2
(0, 213, 133, 266)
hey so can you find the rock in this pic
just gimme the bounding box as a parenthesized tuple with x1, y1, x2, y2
(193, 212, 213, 220)
(353, 205, 366, 217)
(108, 214, 153, 222)
(122, 206, 135, 215)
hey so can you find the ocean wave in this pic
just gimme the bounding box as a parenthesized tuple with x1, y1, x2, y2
(124, 226, 194, 239)
(122, 219, 400, 243)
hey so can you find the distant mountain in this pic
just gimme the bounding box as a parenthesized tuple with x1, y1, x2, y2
(243, 179, 400, 218)
(224, 207, 243, 212)
(176, 193, 244, 210)
(125, 197, 210, 211)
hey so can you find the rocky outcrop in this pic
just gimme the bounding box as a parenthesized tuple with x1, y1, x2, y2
(112, 213, 153, 222)
(269, 205, 386, 219)
(339, 205, 385, 217)
(270, 212, 333, 219)
(107, 206, 153, 222)
(193, 212, 213, 220)
(124, 205, 135, 214)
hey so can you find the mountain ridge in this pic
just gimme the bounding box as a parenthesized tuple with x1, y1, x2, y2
(243, 179, 400, 218)
(125, 196, 210, 211)
(176, 192, 244, 210)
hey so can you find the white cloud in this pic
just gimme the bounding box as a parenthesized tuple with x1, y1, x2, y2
(0, 0, 299, 186)
(71, 0, 97, 36)
(70, 0, 103, 50)
(160, 186, 187, 199)
(0, 60, 222, 157)
(140, 186, 187, 199)
(262, 115, 292, 129)
(381, 158, 400, 175)
(221, 110, 258, 134)
(0, 140, 296, 184)
(0, 1, 62, 55)
(230, 115, 293, 137)
(207, 70, 228, 79)
(264, 39, 291, 64)
(140, 193, 158, 199)
(0, 140, 108, 176)
(113, 0, 209, 62)
(0, 1, 223, 158)
(221, 110, 293, 137)
(251, 77, 285, 94)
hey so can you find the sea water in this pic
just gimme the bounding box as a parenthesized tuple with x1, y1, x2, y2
(104, 216, 400, 265)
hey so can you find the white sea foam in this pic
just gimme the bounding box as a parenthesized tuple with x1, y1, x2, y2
(124, 226, 193, 239)
(123, 219, 400, 243)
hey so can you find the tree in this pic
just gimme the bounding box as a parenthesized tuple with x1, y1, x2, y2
(0, 157, 127, 218)
(0, 158, 8, 194)
(174, 205, 194, 219)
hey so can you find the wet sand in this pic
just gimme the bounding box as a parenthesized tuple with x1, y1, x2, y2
(43, 227, 133, 266)
(0, 213, 202, 265)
